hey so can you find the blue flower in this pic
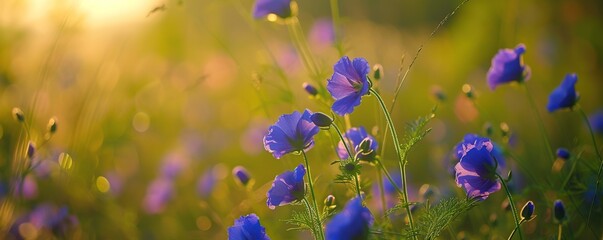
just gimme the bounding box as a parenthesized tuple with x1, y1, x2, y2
(547, 73, 579, 112)
(590, 109, 603, 135)
(327, 56, 370, 115)
(337, 126, 378, 162)
(263, 110, 319, 159)
(266, 164, 306, 209)
(325, 197, 374, 240)
(454, 137, 501, 200)
(454, 134, 505, 167)
(252, 0, 292, 19)
(143, 177, 174, 214)
(487, 44, 531, 90)
(228, 214, 270, 240)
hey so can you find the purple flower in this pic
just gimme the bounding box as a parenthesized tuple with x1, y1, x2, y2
(198, 168, 217, 198)
(252, 0, 291, 19)
(325, 197, 374, 240)
(143, 177, 173, 214)
(228, 213, 270, 240)
(487, 44, 531, 90)
(590, 109, 603, 135)
(453, 134, 506, 167)
(263, 110, 319, 159)
(309, 19, 335, 48)
(327, 56, 370, 115)
(266, 164, 305, 209)
(454, 137, 501, 200)
(337, 127, 378, 162)
(547, 73, 579, 112)
(9, 204, 78, 239)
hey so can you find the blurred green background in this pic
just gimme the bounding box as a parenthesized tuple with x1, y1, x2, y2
(0, 0, 602, 239)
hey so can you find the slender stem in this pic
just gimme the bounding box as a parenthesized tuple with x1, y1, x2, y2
(328, 0, 344, 56)
(508, 226, 518, 240)
(523, 83, 555, 164)
(370, 88, 416, 239)
(301, 151, 325, 240)
(375, 159, 404, 196)
(497, 173, 523, 240)
(557, 224, 562, 240)
(302, 198, 321, 239)
(331, 123, 362, 199)
(376, 167, 387, 217)
(579, 107, 603, 230)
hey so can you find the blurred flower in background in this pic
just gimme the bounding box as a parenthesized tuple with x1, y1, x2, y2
(487, 44, 531, 90)
(336, 126, 378, 162)
(252, 0, 293, 19)
(143, 177, 174, 214)
(227, 213, 270, 240)
(547, 73, 579, 112)
(589, 109, 603, 135)
(325, 197, 373, 240)
(9, 204, 78, 239)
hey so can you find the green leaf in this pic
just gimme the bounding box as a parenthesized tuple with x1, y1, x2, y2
(414, 197, 478, 239)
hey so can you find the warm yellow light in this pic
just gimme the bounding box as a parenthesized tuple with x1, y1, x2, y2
(267, 14, 278, 22)
(96, 176, 111, 193)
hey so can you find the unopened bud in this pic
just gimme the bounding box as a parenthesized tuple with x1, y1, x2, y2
(520, 201, 535, 221)
(12, 108, 24, 123)
(372, 64, 383, 80)
(47, 117, 58, 134)
(302, 82, 318, 97)
(483, 122, 493, 137)
(500, 122, 510, 138)
(556, 148, 570, 160)
(357, 138, 373, 154)
(27, 141, 35, 159)
(324, 195, 336, 209)
(310, 112, 333, 128)
(462, 84, 475, 99)
(554, 200, 567, 224)
(419, 184, 438, 201)
(232, 166, 252, 187)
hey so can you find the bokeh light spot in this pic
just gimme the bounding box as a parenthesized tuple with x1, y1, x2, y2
(96, 176, 111, 193)
(133, 112, 150, 133)
(58, 152, 73, 170)
(196, 216, 212, 231)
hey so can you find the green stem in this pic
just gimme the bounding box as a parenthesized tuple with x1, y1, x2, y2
(331, 123, 362, 199)
(557, 224, 562, 240)
(302, 198, 321, 239)
(328, 0, 344, 56)
(375, 159, 404, 196)
(523, 83, 555, 164)
(579, 107, 603, 230)
(376, 167, 387, 218)
(497, 173, 523, 240)
(301, 151, 325, 240)
(370, 88, 416, 239)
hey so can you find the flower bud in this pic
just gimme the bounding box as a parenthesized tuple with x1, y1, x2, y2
(554, 200, 567, 224)
(520, 201, 535, 221)
(27, 141, 35, 159)
(324, 195, 336, 209)
(310, 112, 333, 128)
(419, 184, 438, 202)
(12, 108, 25, 123)
(357, 138, 373, 155)
(47, 117, 58, 134)
(302, 82, 318, 97)
(483, 122, 493, 137)
(232, 166, 252, 187)
(372, 64, 383, 81)
(556, 148, 570, 160)
(462, 84, 474, 99)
